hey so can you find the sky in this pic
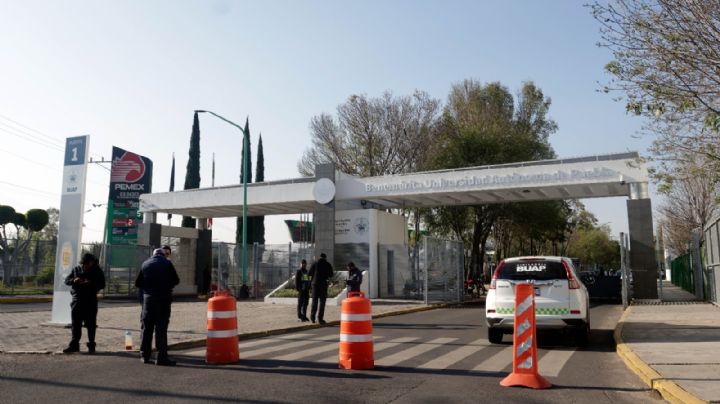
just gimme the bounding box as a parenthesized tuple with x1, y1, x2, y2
(0, 0, 653, 245)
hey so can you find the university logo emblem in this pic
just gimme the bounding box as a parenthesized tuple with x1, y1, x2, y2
(353, 217, 369, 235)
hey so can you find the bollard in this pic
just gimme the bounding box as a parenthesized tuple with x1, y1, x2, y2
(206, 290, 239, 364)
(500, 283, 551, 389)
(339, 291, 374, 370)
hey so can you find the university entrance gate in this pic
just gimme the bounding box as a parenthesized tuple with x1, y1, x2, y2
(139, 151, 658, 300)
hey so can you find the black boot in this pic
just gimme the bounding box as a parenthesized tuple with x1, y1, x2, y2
(86, 342, 96, 354)
(63, 343, 80, 354)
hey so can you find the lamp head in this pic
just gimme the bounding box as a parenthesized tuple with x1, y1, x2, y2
(195, 110, 207, 114)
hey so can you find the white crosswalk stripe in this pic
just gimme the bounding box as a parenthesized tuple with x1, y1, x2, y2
(539, 348, 576, 377)
(318, 336, 420, 363)
(240, 334, 338, 358)
(471, 346, 513, 372)
(416, 338, 489, 370)
(181, 333, 316, 357)
(274, 336, 385, 361)
(179, 332, 577, 375)
(376, 337, 457, 367)
(239, 333, 315, 350)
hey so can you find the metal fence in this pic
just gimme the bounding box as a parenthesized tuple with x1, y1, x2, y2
(378, 244, 421, 299)
(670, 252, 695, 294)
(421, 237, 464, 303)
(213, 242, 314, 299)
(704, 214, 720, 304)
(2, 236, 466, 304)
(0, 240, 152, 297)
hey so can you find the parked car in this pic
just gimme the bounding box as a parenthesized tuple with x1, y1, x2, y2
(485, 256, 591, 346)
(579, 270, 622, 302)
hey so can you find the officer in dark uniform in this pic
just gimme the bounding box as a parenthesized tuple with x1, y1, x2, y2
(63, 253, 105, 354)
(295, 259, 311, 322)
(346, 262, 363, 293)
(309, 253, 334, 325)
(135, 248, 180, 366)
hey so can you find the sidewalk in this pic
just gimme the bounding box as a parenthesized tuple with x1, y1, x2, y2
(0, 297, 431, 354)
(616, 281, 720, 404)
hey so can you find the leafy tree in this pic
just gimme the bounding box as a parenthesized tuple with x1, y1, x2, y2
(566, 225, 620, 270)
(0, 205, 49, 285)
(182, 112, 201, 228)
(590, 0, 720, 183)
(298, 90, 441, 177)
(39, 207, 59, 242)
(657, 160, 718, 255)
(425, 80, 558, 279)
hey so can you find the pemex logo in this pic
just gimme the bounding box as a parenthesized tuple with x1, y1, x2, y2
(111, 152, 146, 183)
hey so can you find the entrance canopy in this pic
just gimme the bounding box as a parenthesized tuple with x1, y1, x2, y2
(139, 152, 648, 218)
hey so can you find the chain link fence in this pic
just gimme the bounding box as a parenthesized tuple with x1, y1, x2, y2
(421, 237, 464, 303)
(0, 240, 152, 297)
(704, 214, 720, 304)
(213, 242, 314, 299)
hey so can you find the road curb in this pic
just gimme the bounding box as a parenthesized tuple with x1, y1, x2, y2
(167, 303, 448, 351)
(614, 307, 707, 404)
(0, 297, 53, 304)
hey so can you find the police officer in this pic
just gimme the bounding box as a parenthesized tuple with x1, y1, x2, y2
(135, 248, 180, 366)
(63, 253, 105, 354)
(346, 262, 363, 293)
(295, 259, 311, 322)
(309, 253, 333, 325)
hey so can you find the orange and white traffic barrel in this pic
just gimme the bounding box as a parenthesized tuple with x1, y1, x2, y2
(500, 283, 551, 389)
(206, 290, 239, 364)
(339, 291, 374, 370)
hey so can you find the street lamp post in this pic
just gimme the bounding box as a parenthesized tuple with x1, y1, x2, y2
(195, 110, 250, 297)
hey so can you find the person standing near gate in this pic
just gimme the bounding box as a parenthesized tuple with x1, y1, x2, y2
(135, 248, 180, 366)
(63, 253, 105, 354)
(309, 253, 333, 325)
(295, 259, 311, 322)
(346, 262, 363, 293)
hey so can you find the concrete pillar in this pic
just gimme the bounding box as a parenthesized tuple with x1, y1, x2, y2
(196, 229, 212, 295)
(137, 223, 161, 248)
(627, 197, 658, 299)
(314, 163, 336, 266)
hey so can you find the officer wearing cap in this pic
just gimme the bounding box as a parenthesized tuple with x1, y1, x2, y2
(135, 248, 180, 366)
(309, 253, 334, 325)
(63, 253, 105, 354)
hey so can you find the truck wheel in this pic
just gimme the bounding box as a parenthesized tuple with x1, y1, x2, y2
(575, 323, 590, 347)
(488, 327, 503, 344)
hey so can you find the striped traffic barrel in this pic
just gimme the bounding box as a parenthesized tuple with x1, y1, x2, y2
(206, 290, 239, 364)
(339, 291, 374, 369)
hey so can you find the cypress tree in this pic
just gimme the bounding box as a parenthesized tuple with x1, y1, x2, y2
(236, 118, 252, 244)
(182, 112, 201, 228)
(253, 134, 265, 245)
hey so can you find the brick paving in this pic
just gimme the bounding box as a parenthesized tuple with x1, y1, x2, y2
(0, 299, 425, 354)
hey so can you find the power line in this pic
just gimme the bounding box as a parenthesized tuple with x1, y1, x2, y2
(0, 125, 63, 153)
(0, 147, 60, 171)
(0, 113, 64, 147)
(0, 180, 58, 197)
(0, 119, 63, 150)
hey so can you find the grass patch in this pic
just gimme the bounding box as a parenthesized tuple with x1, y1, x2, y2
(268, 281, 347, 299)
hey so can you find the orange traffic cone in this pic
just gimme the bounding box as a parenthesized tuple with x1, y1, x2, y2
(206, 290, 239, 364)
(339, 291, 374, 370)
(500, 283, 551, 389)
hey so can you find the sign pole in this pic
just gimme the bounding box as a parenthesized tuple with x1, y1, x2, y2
(51, 135, 90, 324)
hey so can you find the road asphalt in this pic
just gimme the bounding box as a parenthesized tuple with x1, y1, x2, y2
(1, 281, 717, 403)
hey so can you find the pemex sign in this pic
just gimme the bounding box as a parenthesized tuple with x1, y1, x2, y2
(106, 146, 153, 246)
